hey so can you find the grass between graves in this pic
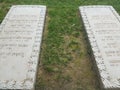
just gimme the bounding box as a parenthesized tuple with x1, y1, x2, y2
(0, 0, 120, 90)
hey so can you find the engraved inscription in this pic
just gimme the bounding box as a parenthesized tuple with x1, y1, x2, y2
(80, 6, 120, 89)
(0, 5, 46, 89)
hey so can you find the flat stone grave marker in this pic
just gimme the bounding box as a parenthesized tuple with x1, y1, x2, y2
(79, 6, 120, 90)
(0, 5, 46, 90)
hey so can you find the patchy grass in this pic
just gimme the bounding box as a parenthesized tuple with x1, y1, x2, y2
(0, 0, 120, 90)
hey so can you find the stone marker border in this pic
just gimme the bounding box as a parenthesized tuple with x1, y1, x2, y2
(0, 5, 46, 90)
(79, 5, 120, 90)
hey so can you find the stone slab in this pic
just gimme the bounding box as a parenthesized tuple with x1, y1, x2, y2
(0, 5, 46, 90)
(79, 6, 120, 90)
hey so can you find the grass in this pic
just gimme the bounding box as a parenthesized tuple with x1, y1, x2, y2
(0, 0, 120, 90)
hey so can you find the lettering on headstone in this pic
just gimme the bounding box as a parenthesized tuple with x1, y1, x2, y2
(79, 6, 120, 89)
(0, 5, 46, 90)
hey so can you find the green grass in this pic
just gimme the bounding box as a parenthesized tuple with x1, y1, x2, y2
(1, 0, 120, 90)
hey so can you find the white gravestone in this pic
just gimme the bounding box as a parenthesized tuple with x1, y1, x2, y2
(0, 5, 46, 90)
(79, 6, 120, 90)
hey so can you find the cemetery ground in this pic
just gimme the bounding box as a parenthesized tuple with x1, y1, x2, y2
(0, 0, 120, 90)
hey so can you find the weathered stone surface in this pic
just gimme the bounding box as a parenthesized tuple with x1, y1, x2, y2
(79, 6, 120, 90)
(0, 5, 46, 90)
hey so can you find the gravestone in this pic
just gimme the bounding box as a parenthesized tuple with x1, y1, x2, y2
(0, 5, 46, 90)
(79, 6, 120, 90)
